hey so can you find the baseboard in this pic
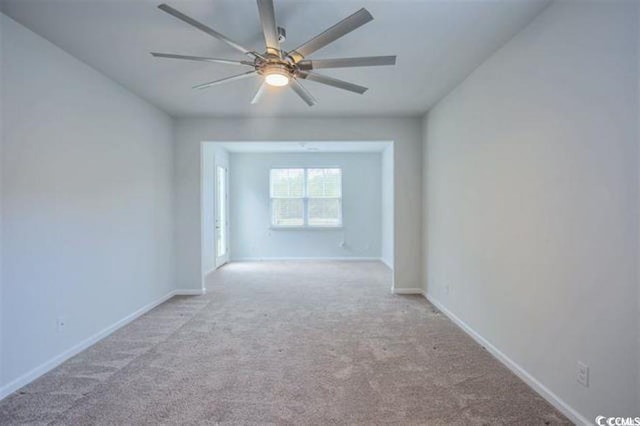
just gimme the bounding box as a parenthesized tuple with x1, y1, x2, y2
(0, 289, 179, 401)
(174, 288, 206, 296)
(380, 257, 394, 270)
(232, 257, 382, 262)
(391, 287, 423, 295)
(424, 293, 590, 426)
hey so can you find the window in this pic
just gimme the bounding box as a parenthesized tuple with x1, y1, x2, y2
(306, 168, 342, 227)
(270, 168, 342, 228)
(270, 168, 305, 227)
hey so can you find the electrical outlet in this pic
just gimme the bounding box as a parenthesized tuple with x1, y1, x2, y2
(57, 316, 67, 333)
(444, 284, 450, 295)
(577, 361, 589, 387)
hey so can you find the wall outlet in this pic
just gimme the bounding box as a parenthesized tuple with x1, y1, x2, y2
(339, 241, 346, 248)
(577, 361, 589, 387)
(444, 284, 450, 295)
(57, 316, 67, 333)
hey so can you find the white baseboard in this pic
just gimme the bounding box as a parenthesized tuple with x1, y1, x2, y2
(174, 288, 206, 296)
(424, 293, 589, 426)
(391, 287, 423, 295)
(380, 257, 394, 270)
(232, 257, 382, 262)
(0, 288, 187, 401)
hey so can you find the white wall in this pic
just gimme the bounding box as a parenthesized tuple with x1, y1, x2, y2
(229, 152, 382, 260)
(174, 118, 422, 292)
(1, 14, 175, 392)
(381, 146, 394, 269)
(201, 144, 229, 276)
(637, 3, 640, 409)
(0, 12, 4, 387)
(423, 0, 639, 421)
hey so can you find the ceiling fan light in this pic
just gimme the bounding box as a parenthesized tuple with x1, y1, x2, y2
(265, 71, 289, 87)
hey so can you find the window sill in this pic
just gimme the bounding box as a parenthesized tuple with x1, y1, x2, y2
(270, 226, 343, 231)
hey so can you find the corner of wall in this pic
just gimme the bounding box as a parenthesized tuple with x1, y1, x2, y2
(636, 0, 640, 408)
(0, 11, 5, 386)
(169, 115, 181, 294)
(420, 111, 429, 294)
(381, 143, 394, 270)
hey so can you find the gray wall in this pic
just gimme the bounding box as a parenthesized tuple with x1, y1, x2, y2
(381, 146, 394, 268)
(423, 0, 639, 420)
(174, 117, 422, 291)
(0, 10, 4, 388)
(229, 152, 382, 260)
(1, 14, 175, 391)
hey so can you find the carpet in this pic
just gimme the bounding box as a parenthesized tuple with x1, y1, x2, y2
(0, 261, 570, 424)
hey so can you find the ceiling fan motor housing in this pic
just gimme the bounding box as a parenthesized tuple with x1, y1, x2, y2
(260, 62, 292, 78)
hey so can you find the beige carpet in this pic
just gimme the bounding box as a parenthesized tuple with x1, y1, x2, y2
(0, 261, 570, 425)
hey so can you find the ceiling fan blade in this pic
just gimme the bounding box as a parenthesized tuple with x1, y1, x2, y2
(151, 52, 253, 66)
(256, 0, 281, 57)
(297, 71, 368, 94)
(193, 70, 257, 90)
(287, 8, 373, 63)
(251, 82, 268, 104)
(298, 55, 396, 71)
(289, 78, 317, 106)
(158, 4, 258, 58)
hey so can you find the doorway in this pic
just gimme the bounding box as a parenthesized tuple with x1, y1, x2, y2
(215, 165, 229, 268)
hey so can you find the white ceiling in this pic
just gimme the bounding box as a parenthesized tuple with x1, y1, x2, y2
(215, 141, 391, 153)
(1, 0, 549, 118)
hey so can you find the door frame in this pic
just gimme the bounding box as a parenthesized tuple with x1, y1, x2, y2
(214, 164, 229, 268)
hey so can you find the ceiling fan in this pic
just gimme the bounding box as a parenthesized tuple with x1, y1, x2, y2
(151, 0, 397, 106)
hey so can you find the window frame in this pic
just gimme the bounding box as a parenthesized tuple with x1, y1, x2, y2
(269, 167, 343, 229)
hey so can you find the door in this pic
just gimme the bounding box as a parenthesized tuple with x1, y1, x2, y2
(215, 165, 229, 268)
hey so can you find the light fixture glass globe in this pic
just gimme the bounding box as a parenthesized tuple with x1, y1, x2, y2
(265, 72, 289, 87)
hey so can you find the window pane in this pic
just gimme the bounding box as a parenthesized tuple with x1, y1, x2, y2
(307, 168, 341, 198)
(271, 169, 304, 198)
(308, 198, 341, 227)
(272, 198, 304, 226)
